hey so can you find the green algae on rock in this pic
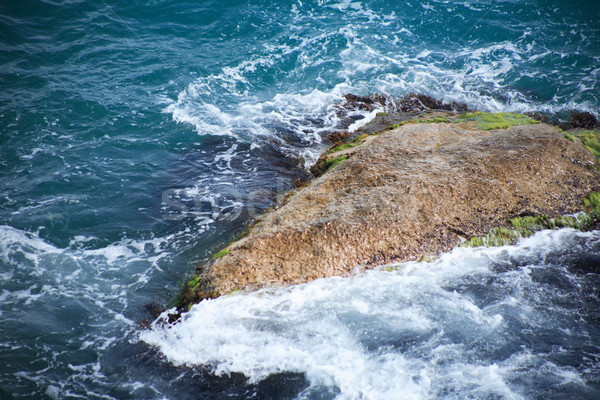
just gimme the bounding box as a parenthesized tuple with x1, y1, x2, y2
(413, 116, 452, 124)
(457, 112, 537, 130)
(323, 155, 347, 171)
(212, 248, 231, 259)
(185, 274, 203, 290)
(459, 213, 593, 248)
(583, 192, 600, 219)
(330, 142, 362, 153)
(574, 130, 600, 159)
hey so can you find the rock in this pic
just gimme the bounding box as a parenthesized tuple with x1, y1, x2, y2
(339, 93, 468, 114)
(570, 111, 598, 129)
(176, 117, 600, 310)
(395, 93, 468, 113)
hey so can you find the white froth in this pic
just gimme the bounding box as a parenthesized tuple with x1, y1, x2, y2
(164, 0, 600, 196)
(142, 229, 599, 399)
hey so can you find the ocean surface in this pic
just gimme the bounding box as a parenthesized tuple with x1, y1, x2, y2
(1, 0, 599, 399)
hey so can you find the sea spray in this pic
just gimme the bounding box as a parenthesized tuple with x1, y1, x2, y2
(141, 229, 600, 399)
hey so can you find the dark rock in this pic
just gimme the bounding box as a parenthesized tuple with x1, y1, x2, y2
(396, 93, 468, 113)
(570, 111, 598, 129)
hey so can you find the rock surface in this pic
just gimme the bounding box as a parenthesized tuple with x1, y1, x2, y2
(177, 119, 600, 308)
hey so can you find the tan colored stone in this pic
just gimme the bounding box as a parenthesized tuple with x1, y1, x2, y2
(182, 122, 599, 305)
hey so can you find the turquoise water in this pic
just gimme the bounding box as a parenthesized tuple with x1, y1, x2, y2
(0, 1, 599, 398)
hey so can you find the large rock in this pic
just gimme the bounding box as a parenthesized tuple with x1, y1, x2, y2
(178, 119, 599, 308)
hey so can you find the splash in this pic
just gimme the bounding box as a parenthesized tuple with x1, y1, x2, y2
(142, 229, 600, 399)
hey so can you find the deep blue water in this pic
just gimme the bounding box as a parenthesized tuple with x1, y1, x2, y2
(0, 1, 599, 399)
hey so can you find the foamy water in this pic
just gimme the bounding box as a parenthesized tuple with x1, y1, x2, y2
(142, 229, 600, 399)
(165, 0, 599, 154)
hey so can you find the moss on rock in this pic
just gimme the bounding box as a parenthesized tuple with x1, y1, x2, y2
(171, 270, 218, 313)
(459, 225, 520, 248)
(323, 155, 347, 171)
(564, 132, 577, 142)
(576, 130, 600, 159)
(457, 112, 537, 130)
(170, 273, 206, 310)
(185, 274, 202, 290)
(212, 248, 231, 259)
(330, 142, 362, 153)
(460, 213, 593, 248)
(583, 192, 600, 219)
(413, 116, 452, 124)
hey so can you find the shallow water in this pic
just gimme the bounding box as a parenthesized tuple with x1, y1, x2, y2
(1, 0, 599, 398)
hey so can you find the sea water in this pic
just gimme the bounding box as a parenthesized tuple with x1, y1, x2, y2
(0, 1, 599, 399)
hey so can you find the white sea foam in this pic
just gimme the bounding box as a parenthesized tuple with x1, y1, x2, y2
(21, 147, 45, 160)
(166, 8, 599, 171)
(141, 229, 599, 399)
(0, 225, 172, 314)
(0, 224, 181, 398)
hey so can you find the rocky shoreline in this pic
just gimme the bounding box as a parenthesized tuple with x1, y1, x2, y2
(168, 101, 600, 316)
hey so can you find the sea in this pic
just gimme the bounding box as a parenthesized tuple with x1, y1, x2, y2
(1, 1, 599, 399)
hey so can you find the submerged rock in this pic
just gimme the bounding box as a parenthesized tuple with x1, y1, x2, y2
(176, 115, 600, 310)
